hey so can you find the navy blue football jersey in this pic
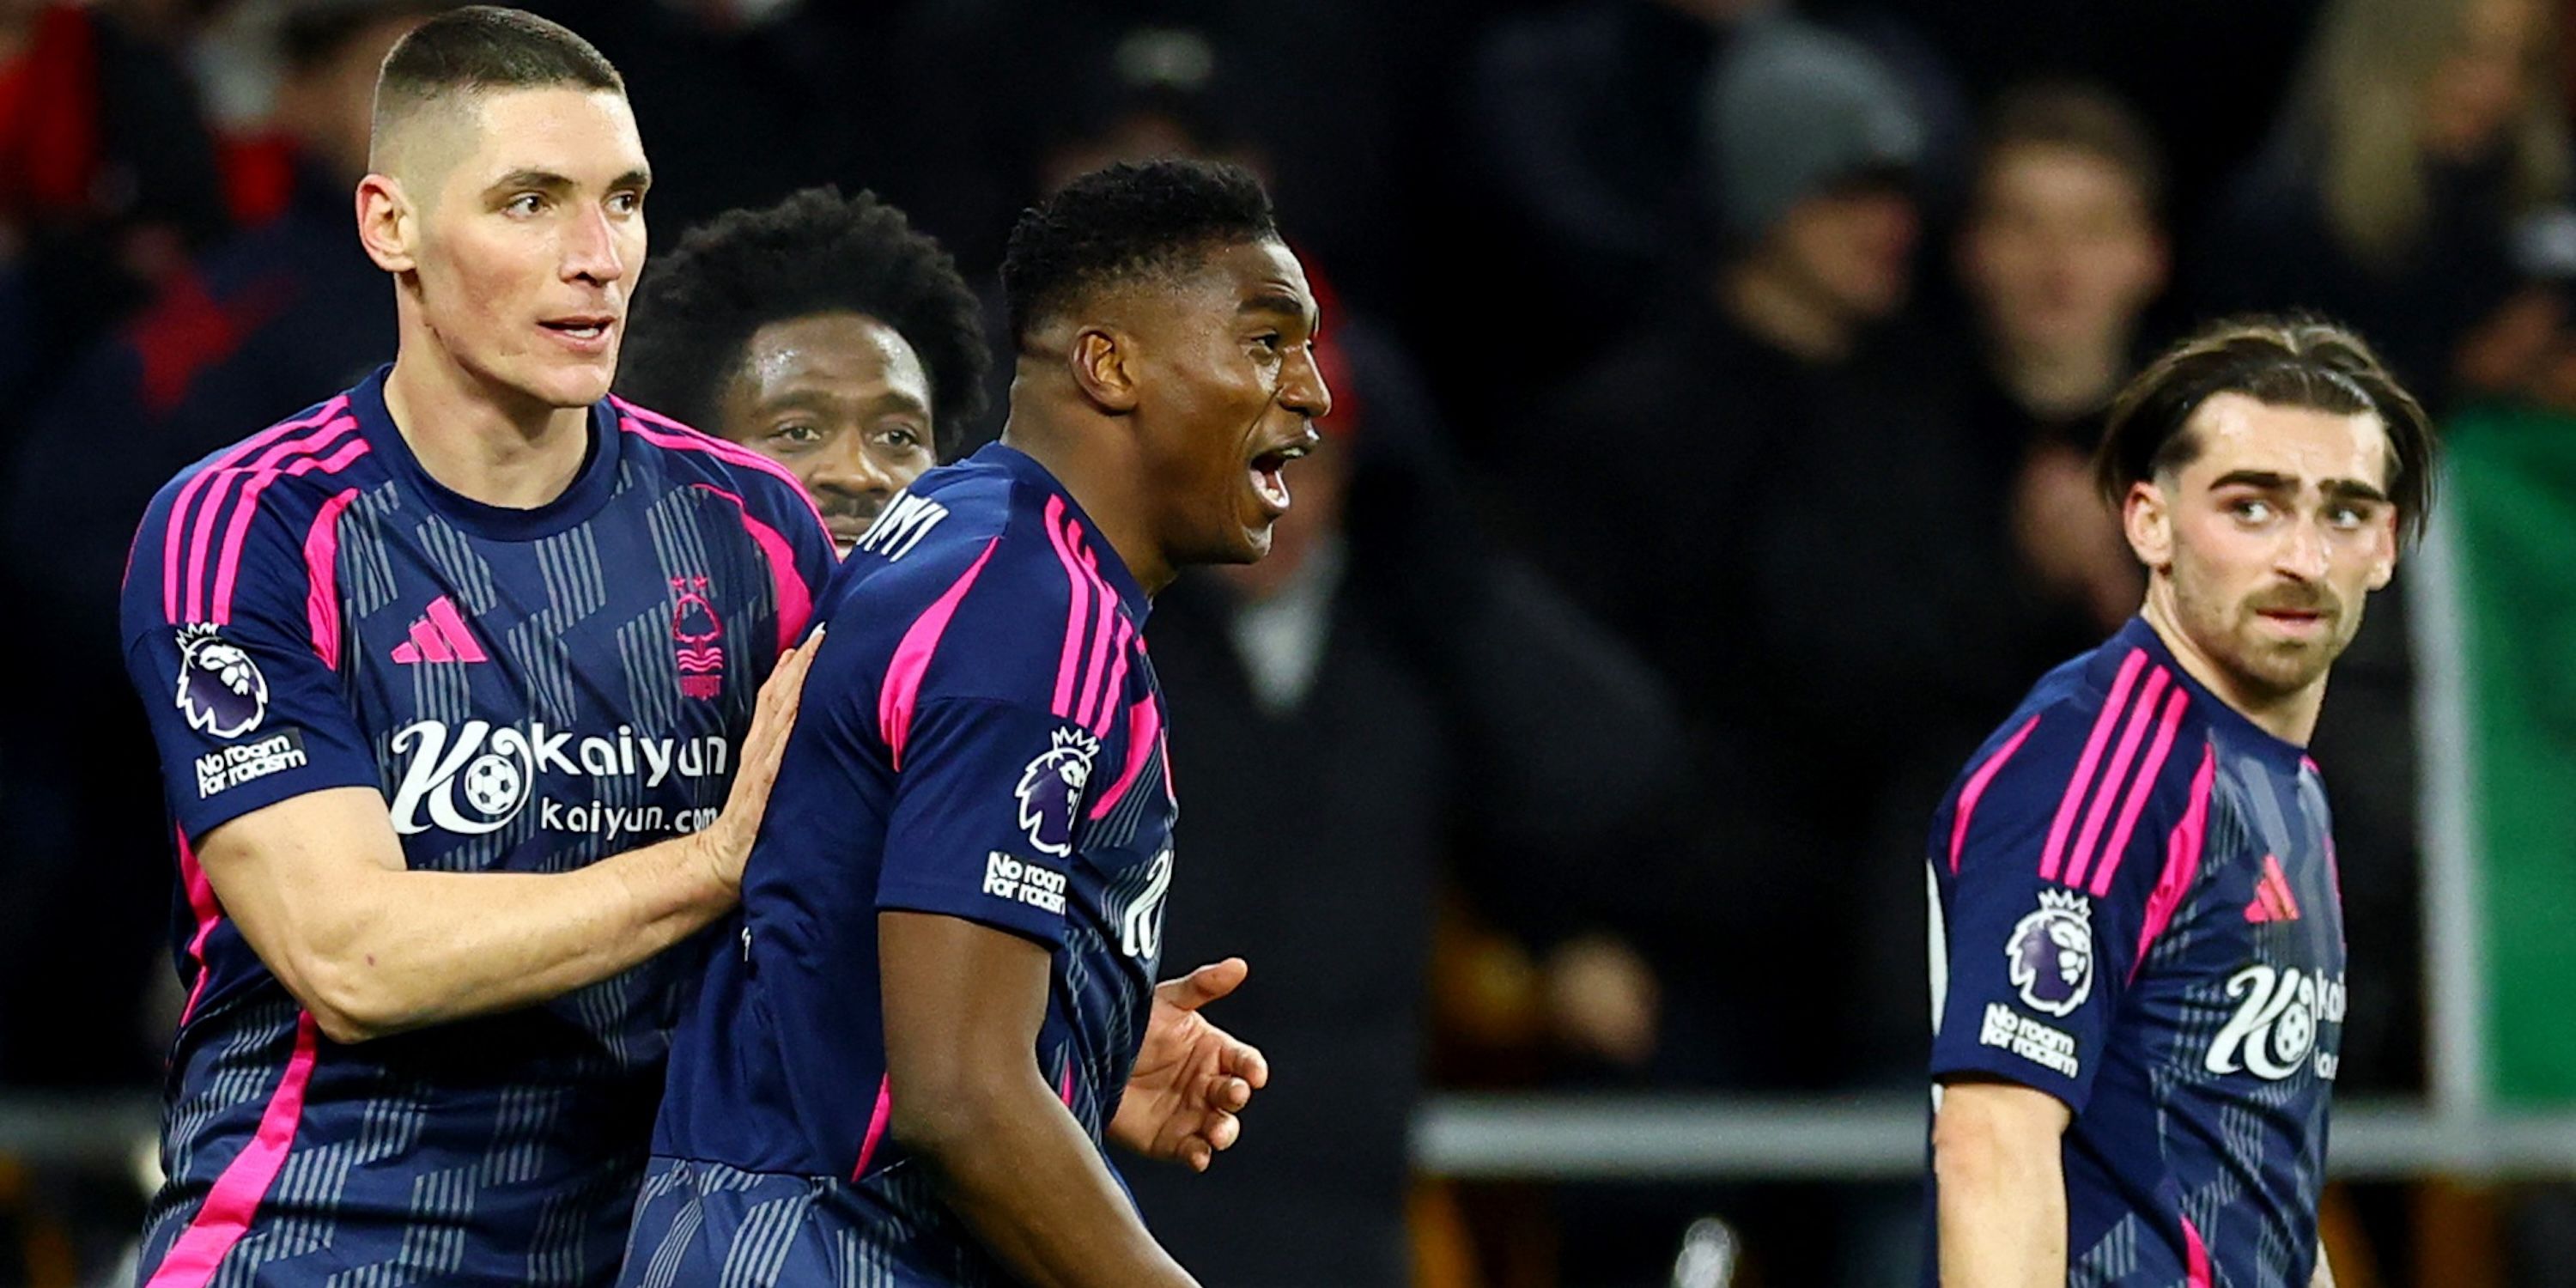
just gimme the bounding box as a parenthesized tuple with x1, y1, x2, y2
(1925, 617, 2346, 1287)
(626, 442, 1178, 1286)
(119, 368, 835, 1286)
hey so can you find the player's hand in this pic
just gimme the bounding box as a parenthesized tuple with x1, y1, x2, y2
(1110, 957, 1268, 1172)
(695, 625, 823, 895)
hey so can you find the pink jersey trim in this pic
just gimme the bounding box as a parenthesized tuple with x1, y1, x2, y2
(2181, 1214, 2212, 1288)
(300, 488, 360, 669)
(2041, 649, 2148, 882)
(164, 397, 347, 620)
(1043, 496, 1094, 719)
(613, 401, 833, 544)
(2133, 744, 2218, 981)
(1092, 617, 1135, 732)
(1949, 714, 2041, 873)
(2092, 689, 2189, 896)
(143, 1012, 319, 1288)
(1073, 549, 1118, 729)
(1058, 1058, 1077, 1107)
(878, 539, 999, 769)
(851, 1074, 894, 1180)
(1090, 695, 1165, 821)
(206, 421, 365, 624)
(174, 829, 222, 1027)
(2064, 666, 2172, 890)
(692, 484, 817, 653)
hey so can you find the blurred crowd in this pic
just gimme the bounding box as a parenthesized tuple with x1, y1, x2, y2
(3, 0, 2575, 1284)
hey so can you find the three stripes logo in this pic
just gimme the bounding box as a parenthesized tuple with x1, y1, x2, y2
(671, 576, 726, 700)
(2244, 854, 2304, 923)
(389, 596, 488, 665)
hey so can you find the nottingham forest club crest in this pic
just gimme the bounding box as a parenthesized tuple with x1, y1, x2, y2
(671, 576, 725, 700)
(2007, 890, 2096, 1017)
(174, 625, 268, 739)
(1016, 727, 1101, 857)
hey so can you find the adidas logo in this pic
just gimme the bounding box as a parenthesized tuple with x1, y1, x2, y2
(2244, 854, 2302, 923)
(391, 596, 489, 665)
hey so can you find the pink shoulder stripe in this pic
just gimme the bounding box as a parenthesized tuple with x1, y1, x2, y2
(1072, 546, 1118, 731)
(2089, 688, 2190, 896)
(878, 538, 1000, 769)
(2039, 649, 2148, 882)
(142, 1012, 319, 1288)
(2132, 744, 2218, 982)
(1948, 714, 2041, 873)
(162, 397, 348, 620)
(693, 484, 816, 653)
(1088, 617, 1136, 732)
(615, 409, 831, 547)
(206, 431, 368, 625)
(301, 489, 362, 669)
(2063, 665, 2173, 890)
(1042, 496, 1094, 719)
(1089, 694, 1164, 821)
(851, 1074, 894, 1180)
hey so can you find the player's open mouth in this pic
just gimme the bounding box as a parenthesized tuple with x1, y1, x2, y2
(1248, 435, 1315, 516)
(540, 317, 616, 353)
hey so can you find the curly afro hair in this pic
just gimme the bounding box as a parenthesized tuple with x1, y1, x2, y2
(621, 187, 989, 457)
(1000, 158, 1277, 345)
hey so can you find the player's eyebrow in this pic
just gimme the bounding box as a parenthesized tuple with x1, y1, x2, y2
(485, 167, 650, 197)
(761, 386, 929, 416)
(2208, 470, 2297, 493)
(1239, 289, 1316, 331)
(2209, 470, 2390, 507)
(2321, 478, 2391, 506)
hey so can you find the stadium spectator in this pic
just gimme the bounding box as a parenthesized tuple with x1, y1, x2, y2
(2193, 0, 2568, 411)
(0, 0, 231, 443)
(1953, 83, 2165, 654)
(0, 0, 430, 1091)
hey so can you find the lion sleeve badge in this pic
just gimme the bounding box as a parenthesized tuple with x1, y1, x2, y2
(2006, 890, 2097, 1018)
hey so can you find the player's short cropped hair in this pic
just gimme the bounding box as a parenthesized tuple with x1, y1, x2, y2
(371, 6, 622, 142)
(2095, 315, 2437, 544)
(1000, 159, 1279, 344)
(1975, 81, 2166, 215)
(619, 187, 990, 457)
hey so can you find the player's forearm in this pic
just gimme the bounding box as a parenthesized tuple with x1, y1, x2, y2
(291, 830, 730, 1042)
(1934, 1098, 2068, 1287)
(896, 1073, 1199, 1288)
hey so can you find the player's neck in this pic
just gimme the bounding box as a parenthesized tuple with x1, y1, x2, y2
(2139, 586, 2325, 745)
(384, 345, 592, 511)
(998, 418, 1172, 597)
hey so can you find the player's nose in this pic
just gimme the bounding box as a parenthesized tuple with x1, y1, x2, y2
(1280, 345, 1331, 422)
(812, 434, 899, 498)
(562, 204, 627, 285)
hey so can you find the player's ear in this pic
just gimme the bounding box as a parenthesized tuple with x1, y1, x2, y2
(356, 173, 418, 275)
(2122, 478, 2172, 570)
(1067, 325, 1140, 415)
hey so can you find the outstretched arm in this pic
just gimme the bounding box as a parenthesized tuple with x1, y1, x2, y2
(198, 631, 818, 1043)
(880, 910, 1198, 1288)
(1934, 1078, 2072, 1288)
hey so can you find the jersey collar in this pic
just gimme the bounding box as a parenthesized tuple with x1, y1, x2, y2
(349, 364, 624, 541)
(981, 441, 1151, 621)
(2112, 616, 2312, 775)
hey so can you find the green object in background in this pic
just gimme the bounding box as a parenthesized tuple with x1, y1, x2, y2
(2445, 405, 2576, 1105)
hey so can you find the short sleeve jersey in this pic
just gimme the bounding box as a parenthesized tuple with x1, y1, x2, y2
(118, 368, 835, 1285)
(649, 442, 1179, 1273)
(1924, 617, 2348, 1288)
